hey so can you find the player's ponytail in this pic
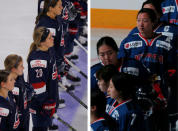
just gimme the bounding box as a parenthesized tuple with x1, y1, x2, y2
(27, 27, 46, 61)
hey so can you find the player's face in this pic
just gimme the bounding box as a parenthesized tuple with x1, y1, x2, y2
(44, 32, 54, 49)
(98, 44, 118, 66)
(107, 79, 119, 99)
(14, 61, 24, 76)
(137, 13, 153, 38)
(53, 0, 63, 16)
(97, 79, 108, 93)
(4, 73, 15, 91)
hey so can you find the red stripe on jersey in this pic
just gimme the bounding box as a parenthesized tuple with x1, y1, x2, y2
(32, 82, 46, 89)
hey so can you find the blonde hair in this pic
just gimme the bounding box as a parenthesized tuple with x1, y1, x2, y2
(27, 27, 46, 61)
(4, 54, 22, 71)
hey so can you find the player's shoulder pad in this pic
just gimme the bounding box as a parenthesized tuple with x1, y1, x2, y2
(0, 107, 10, 117)
(91, 63, 102, 70)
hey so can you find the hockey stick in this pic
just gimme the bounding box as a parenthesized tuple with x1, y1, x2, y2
(53, 114, 77, 131)
(74, 38, 88, 54)
(58, 82, 88, 109)
(64, 57, 87, 79)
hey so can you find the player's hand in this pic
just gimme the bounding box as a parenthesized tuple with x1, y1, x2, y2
(42, 100, 56, 117)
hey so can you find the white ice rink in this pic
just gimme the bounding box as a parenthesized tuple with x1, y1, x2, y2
(0, 0, 36, 78)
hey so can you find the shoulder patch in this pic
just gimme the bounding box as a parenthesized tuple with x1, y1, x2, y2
(30, 60, 47, 68)
(12, 87, 19, 95)
(156, 40, 172, 51)
(162, 6, 175, 14)
(0, 107, 9, 117)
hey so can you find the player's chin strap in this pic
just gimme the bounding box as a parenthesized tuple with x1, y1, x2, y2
(53, 113, 77, 131)
(64, 57, 87, 79)
(58, 82, 88, 109)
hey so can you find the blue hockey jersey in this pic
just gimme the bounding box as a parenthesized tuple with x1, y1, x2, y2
(91, 63, 103, 90)
(91, 118, 110, 131)
(0, 92, 20, 130)
(160, 0, 178, 25)
(118, 33, 176, 77)
(128, 22, 178, 47)
(28, 47, 58, 113)
(36, 15, 65, 66)
(106, 98, 145, 131)
(12, 75, 34, 130)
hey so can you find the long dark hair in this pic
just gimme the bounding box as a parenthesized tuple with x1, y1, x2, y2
(35, 0, 59, 24)
(91, 89, 118, 130)
(96, 36, 118, 55)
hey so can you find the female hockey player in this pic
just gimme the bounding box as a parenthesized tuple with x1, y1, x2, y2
(128, 0, 177, 48)
(36, 0, 75, 92)
(118, 8, 176, 131)
(91, 36, 121, 90)
(4, 54, 34, 131)
(27, 27, 59, 131)
(91, 89, 117, 131)
(107, 72, 146, 131)
(0, 70, 20, 130)
(118, 8, 176, 82)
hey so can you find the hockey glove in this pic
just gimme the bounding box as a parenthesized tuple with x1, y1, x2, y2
(42, 99, 56, 117)
(25, 82, 36, 101)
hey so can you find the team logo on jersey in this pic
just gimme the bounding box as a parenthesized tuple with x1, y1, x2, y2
(122, 67, 139, 76)
(12, 87, 19, 95)
(164, 26, 170, 32)
(156, 40, 172, 51)
(111, 110, 119, 120)
(124, 41, 142, 49)
(30, 60, 47, 68)
(0, 107, 9, 117)
(162, 6, 175, 14)
(48, 28, 56, 36)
